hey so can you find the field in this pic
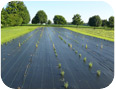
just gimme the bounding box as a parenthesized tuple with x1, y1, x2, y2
(1, 26, 39, 44)
(1, 27, 114, 89)
(64, 27, 114, 42)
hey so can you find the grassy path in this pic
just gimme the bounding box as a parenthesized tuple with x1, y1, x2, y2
(63, 27, 114, 42)
(1, 26, 40, 44)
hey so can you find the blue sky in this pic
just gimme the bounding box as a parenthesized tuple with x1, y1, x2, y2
(5, 1, 114, 23)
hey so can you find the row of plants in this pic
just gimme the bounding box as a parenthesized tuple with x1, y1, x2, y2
(57, 33, 101, 77)
(19, 28, 44, 89)
(48, 32, 69, 89)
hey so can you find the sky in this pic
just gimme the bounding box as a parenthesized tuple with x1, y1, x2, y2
(5, 1, 114, 23)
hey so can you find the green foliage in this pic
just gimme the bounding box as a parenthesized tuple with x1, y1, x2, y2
(58, 63, 61, 68)
(97, 70, 101, 76)
(88, 15, 102, 28)
(61, 70, 65, 77)
(83, 57, 86, 62)
(53, 15, 67, 25)
(108, 16, 114, 29)
(47, 20, 52, 24)
(102, 19, 108, 28)
(72, 14, 83, 26)
(64, 82, 69, 89)
(8, 14, 23, 26)
(32, 10, 47, 24)
(3, 1, 30, 26)
(89, 62, 93, 68)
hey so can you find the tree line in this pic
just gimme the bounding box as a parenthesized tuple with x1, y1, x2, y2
(1, 1, 114, 29)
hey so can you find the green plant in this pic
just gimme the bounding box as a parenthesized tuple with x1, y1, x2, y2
(54, 50, 56, 53)
(68, 43, 70, 47)
(55, 53, 58, 57)
(36, 43, 38, 48)
(61, 70, 65, 77)
(73, 48, 75, 51)
(64, 82, 68, 89)
(75, 51, 78, 54)
(89, 62, 93, 68)
(97, 70, 101, 76)
(58, 63, 61, 68)
(79, 54, 81, 57)
(86, 44, 87, 49)
(83, 57, 86, 62)
(19, 42, 21, 47)
(64, 40, 66, 44)
(101, 45, 103, 49)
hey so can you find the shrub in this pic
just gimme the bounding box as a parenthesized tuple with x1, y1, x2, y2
(83, 57, 86, 62)
(58, 63, 61, 68)
(64, 82, 68, 89)
(79, 54, 81, 57)
(89, 62, 93, 68)
(97, 70, 101, 76)
(61, 70, 65, 77)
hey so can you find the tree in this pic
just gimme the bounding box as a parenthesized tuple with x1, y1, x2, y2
(88, 15, 102, 28)
(72, 14, 83, 27)
(53, 15, 67, 24)
(108, 16, 114, 29)
(8, 14, 23, 26)
(47, 20, 52, 24)
(32, 10, 47, 24)
(102, 19, 107, 28)
(5, 1, 30, 24)
(1, 8, 10, 26)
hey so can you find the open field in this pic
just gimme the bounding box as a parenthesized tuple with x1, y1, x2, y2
(64, 27, 114, 42)
(1, 27, 114, 89)
(1, 26, 39, 44)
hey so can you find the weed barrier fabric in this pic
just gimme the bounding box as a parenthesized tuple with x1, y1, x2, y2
(1, 27, 114, 89)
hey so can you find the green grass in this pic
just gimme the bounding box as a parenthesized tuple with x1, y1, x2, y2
(64, 27, 114, 42)
(1, 26, 39, 44)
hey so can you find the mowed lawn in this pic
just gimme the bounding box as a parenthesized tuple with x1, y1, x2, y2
(1, 26, 39, 44)
(64, 27, 114, 42)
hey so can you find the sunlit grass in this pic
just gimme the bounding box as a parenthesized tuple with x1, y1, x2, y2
(1, 26, 39, 44)
(64, 27, 114, 42)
